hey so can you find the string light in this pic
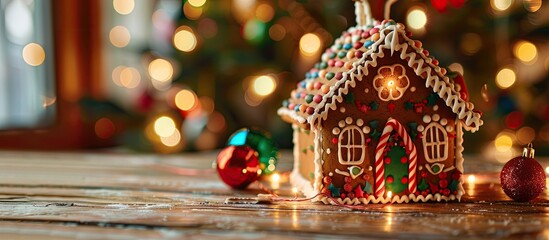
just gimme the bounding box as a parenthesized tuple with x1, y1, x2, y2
(491, 0, 514, 11)
(174, 89, 198, 111)
(406, 7, 427, 30)
(299, 33, 321, 56)
(252, 75, 276, 97)
(495, 67, 516, 89)
(109, 25, 131, 48)
(523, 0, 542, 12)
(154, 116, 177, 138)
(256, 3, 275, 23)
(494, 132, 514, 152)
(148, 59, 173, 82)
(513, 40, 537, 64)
(188, 0, 207, 8)
(160, 129, 182, 147)
(119, 67, 140, 88)
(22, 43, 45, 66)
(183, 2, 203, 20)
(467, 175, 476, 184)
(113, 0, 134, 15)
(173, 26, 197, 52)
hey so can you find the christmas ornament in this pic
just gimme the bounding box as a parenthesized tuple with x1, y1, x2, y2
(216, 145, 261, 189)
(227, 128, 279, 174)
(500, 143, 546, 202)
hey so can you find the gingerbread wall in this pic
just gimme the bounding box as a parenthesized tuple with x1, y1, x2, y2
(318, 50, 460, 198)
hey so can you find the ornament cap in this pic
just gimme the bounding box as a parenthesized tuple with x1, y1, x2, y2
(522, 143, 535, 159)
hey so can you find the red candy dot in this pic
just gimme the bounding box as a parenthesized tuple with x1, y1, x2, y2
(439, 179, 448, 189)
(331, 138, 338, 144)
(313, 82, 322, 90)
(386, 176, 394, 184)
(306, 107, 314, 115)
(384, 157, 391, 164)
(344, 183, 353, 192)
(344, 177, 352, 183)
(401, 176, 409, 184)
(323, 176, 332, 184)
(313, 95, 323, 103)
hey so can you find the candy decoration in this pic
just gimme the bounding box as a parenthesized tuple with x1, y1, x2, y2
(227, 128, 279, 174)
(216, 146, 261, 189)
(374, 118, 418, 197)
(500, 144, 546, 202)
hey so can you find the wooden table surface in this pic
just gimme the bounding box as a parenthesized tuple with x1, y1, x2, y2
(0, 150, 547, 239)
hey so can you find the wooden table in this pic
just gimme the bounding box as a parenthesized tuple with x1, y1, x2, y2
(0, 150, 547, 239)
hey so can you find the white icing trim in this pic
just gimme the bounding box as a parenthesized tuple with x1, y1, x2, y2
(455, 119, 465, 199)
(422, 122, 449, 163)
(373, 64, 410, 101)
(320, 193, 460, 205)
(335, 169, 350, 176)
(337, 125, 366, 165)
(312, 122, 324, 201)
(290, 124, 316, 198)
(278, 23, 483, 132)
(425, 163, 444, 175)
(384, 0, 398, 20)
(443, 166, 455, 172)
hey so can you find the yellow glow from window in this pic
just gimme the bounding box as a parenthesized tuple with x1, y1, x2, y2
(119, 67, 140, 89)
(22, 43, 45, 66)
(495, 68, 516, 89)
(113, 0, 134, 15)
(160, 129, 181, 147)
(299, 33, 321, 56)
(175, 89, 197, 111)
(256, 3, 275, 23)
(252, 75, 277, 96)
(491, 0, 513, 11)
(154, 116, 176, 138)
(513, 41, 537, 64)
(173, 27, 197, 52)
(148, 59, 173, 82)
(109, 25, 131, 48)
(494, 132, 514, 152)
(407, 8, 427, 30)
(188, 0, 206, 8)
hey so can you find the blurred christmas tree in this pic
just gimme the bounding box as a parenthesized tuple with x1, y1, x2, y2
(101, 0, 548, 158)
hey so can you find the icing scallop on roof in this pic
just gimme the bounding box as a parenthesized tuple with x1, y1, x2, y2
(277, 20, 483, 132)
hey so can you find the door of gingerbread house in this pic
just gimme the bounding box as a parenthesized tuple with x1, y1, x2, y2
(374, 118, 418, 197)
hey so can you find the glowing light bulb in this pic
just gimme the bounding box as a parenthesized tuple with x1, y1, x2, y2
(148, 59, 173, 82)
(513, 40, 537, 64)
(299, 33, 322, 56)
(467, 175, 476, 184)
(174, 89, 197, 111)
(491, 0, 513, 11)
(173, 26, 197, 52)
(495, 68, 516, 89)
(407, 8, 427, 30)
(154, 116, 176, 138)
(252, 75, 277, 97)
(22, 43, 45, 66)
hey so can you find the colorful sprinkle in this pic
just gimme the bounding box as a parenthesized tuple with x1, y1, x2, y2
(321, 85, 330, 94)
(355, 51, 364, 58)
(305, 94, 314, 104)
(319, 62, 328, 69)
(369, 28, 379, 35)
(371, 33, 380, 41)
(338, 51, 347, 59)
(306, 107, 314, 115)
(313, 95, 322, 103)
(335, 61, 344, 68)
(313, 81, 322, 90)
(364, 40, 374, 48)
(335, 72, 343, 80)
(326, 72, 335, 80)
(343, 43, 352, 50)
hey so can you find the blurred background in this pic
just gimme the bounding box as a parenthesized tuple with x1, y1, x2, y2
(0, 0, 548, 162)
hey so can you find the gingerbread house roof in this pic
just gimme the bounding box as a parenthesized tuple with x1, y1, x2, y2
(278, 20, 483, 132)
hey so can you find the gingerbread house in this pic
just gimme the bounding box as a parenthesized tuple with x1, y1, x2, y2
(278, 1, 483, 204)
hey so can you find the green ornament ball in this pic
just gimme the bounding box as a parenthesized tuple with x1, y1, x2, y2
(227, 128, 279, 175)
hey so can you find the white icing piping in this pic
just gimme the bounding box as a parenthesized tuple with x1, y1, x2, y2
(384, 0, 398, 20)
(355, 0, 374, 27)
(291, 23, 483, 132)
(455, 119, 465, 198)
(312, 122, 324, 201)
(320, 193, 460, 205)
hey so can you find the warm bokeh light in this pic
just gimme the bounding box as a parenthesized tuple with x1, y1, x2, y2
(461, 33, 482, 56)
(109, 25, 131, 48)
(523, 0, 542, 12)
(22, 43, 45, 66)
(269, 24, 286, 41)
(173, 26, 197, 52)
(516, 126, 535, 145)
(495, 132, 514, 152)
(113, 0, 134, 15)
(545, 166, 549, 175)
(95, 118, 116, 139)
(252, 75, 277, 96)
(154, 116, 177, 138)
(299, 33, 322, 56)
(42, 96, 56, 108)
(243, 19, 266, 43)
(256, 3, 275, 22)
(188, 0, 206, 8)
(175, 89, 198, 111)
(160, 129, 181, 147)
(406, 8, 427, 30)
(387, 191, 393, 199)
(513, 40, 537, 64)
(119, 67, 141, 89)
(197, 18, 218, 39)
(206, 112, 226, 133)
(148, 59, 173, 82)
(183, 2, 203, 20)
(271, 172, 281, 189)
(467, 175, 476, 184)
(491, 0, 514, 11)
(112, 65, 125, 86)
(495, 68, 516, 89)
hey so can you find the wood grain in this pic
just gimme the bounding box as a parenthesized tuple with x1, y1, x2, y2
(0, 150, 546, 239)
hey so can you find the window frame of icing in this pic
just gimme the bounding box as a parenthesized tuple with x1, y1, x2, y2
(422, 122, 449, 163)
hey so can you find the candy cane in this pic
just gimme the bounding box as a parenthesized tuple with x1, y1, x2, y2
(374, 118, 418, 197)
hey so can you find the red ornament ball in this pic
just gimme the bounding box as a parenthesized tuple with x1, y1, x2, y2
(500, 155, 545, 202)
(216, 146, 260, 189)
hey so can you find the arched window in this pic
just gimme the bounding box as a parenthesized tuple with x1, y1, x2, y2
(338, 126, 366, 165)
(422, 122, 448, 163)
